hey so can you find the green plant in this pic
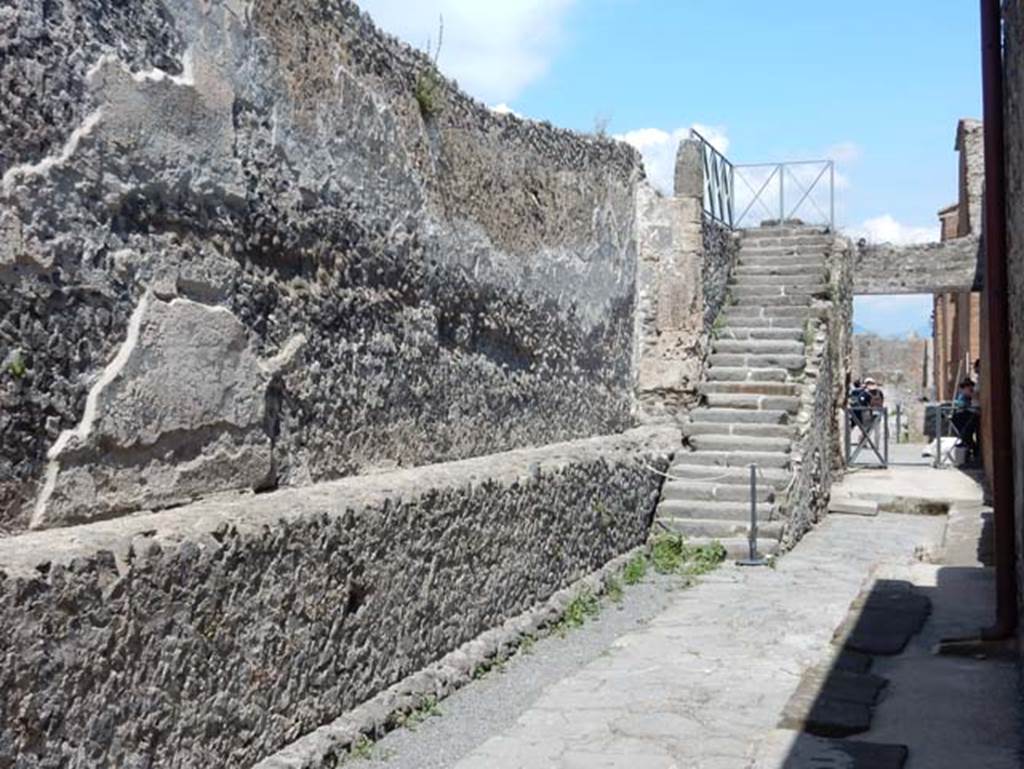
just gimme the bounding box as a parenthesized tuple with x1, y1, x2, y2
(401, 696, 442, 730)
(415, 16, 445, 118)
(803, 320, 815, 348)
(623, 552, 648, 585)
(519, 635, 536, 655)
(7, 350, 26, 379)
(350, 736, 374, 761)
(605, 575, 623, 603)
(555, 588, 601, 635)
(710, 313, 727, 340)
(649, 534, 727, 578)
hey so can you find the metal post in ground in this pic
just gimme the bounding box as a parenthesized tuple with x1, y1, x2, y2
(883, 407, 890, 468)
(934, 406, 942, 469)
(895, 404, 902, 444)
(737, 464, 767, 567)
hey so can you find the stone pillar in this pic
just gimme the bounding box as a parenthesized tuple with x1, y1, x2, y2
(633, 139, 706, 423)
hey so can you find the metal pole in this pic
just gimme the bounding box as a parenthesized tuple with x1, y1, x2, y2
(778, 164, 785, 224)
(729, 164, 735, 229)
(933, 406, 942, 469)
(829, 161, 835, 230)
(844, 409, 851, 466)
(737, 464, 766, 567)
(883, 407, 890, 468)
(896, 404, 902, 444)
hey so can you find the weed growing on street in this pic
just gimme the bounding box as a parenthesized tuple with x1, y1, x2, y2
(623, 552, 648, 584)
(605, 576, 624, 603)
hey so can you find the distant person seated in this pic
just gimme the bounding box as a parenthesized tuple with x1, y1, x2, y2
(952, 378, 980, 459)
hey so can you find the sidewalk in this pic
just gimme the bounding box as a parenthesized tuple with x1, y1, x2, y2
(449, 513, 944, 769)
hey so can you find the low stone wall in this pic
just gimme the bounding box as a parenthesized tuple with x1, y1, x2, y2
(0, 0, 645, 531)
(0, 426, 674, 768)
(776, 236, 852, 546)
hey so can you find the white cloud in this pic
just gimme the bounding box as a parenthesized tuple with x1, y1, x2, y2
(358, 0, 577, 103)
(854, 294, 934, 338)
(614, 124, 729, 195)
(490, 103, 523, 118)
(851, 214, 938, 245)
(826, 141, 862, 164)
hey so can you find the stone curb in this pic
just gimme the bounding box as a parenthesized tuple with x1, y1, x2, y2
(252, 546, 649, 769)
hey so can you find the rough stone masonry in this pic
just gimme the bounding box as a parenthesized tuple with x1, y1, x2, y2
(0, 0, 726, 766)
(0, 0, 646, 531)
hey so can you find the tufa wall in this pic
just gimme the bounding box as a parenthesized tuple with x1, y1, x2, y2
(0, 427, 675, 768)
(0, 0, 647, 531)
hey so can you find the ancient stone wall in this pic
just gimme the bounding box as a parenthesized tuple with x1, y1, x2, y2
(852, 236, 982, 295)
(1002, 0, 1024, 620)
(0, 0, 646, 531)
(701, 217, 740, 335)
(777, 235, 853, 546)
(0, 426, 675, 768)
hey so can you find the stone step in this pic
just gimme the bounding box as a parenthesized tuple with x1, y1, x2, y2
(741, 225, 828, 238)
(689, 433, 792, 453)
(734, 263, 829, 277)
(690, 407, 791, 425)
(683, 421, 797, 440)
(700, 382, 802, 398)
(731, 286, 824, 300)
(716, 326, 805, 341)
(729, 294, 814, 308)
(724, 306, 825, 321)
(740, 244, 830, 258)
(739, 256, 827, 270)
(730, 273, 827, 288)
(742, 235, 831, 249)
(658, 498, 769, 520)
(659, 481, 777, 503)
(706, 367, 790, 382)
(656, 517, 784, 541)
(704, 392, 802, 412)
(671, 450, 792, 470)
(713, 339, 805, 356)
(666, 464, 792, 487)
(710, 353, 807, 371)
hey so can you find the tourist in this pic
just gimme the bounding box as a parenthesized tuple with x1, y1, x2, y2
(952, 378, 980, 460)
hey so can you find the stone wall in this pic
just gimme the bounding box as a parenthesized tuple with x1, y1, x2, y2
(0, 426, 675, 768)
(776, 235, 853, 546)
(0, 0, 645, 532)
(1003, 0, 1024, 619)
(632, 140, 712, 424)
(852, 236, 982, 295)
(701, 217, 740, 336)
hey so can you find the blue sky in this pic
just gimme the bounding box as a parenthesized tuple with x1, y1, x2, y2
(358, 0, 983, 337)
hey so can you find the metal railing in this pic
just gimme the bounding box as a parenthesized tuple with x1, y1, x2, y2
(688, 130, 836, 231)
(733, 160, 835, 230)
(844, 406, 890, 468)
(690, 128, 735, 228)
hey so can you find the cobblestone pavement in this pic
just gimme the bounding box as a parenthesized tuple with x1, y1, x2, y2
(443, 514, 944, 769)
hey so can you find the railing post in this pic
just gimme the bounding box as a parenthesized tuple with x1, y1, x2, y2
(737, 464, 766, 566)
(778, 164, 785, 223)
(829, 161, 835, 230)
(844, 408, 852, 465)
(883, 407, 890, 468)
(934, 406, 942, 468)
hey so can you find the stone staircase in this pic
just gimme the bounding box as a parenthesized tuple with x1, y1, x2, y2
(655, 225, 833, 557)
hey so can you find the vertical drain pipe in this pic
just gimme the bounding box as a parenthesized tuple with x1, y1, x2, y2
(980, 0, 1018, 638)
